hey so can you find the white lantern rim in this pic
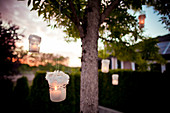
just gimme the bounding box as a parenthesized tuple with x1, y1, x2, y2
(101, 59, 110, 63)
(112, 74, 119, 78)
(29, 34, 41, 42)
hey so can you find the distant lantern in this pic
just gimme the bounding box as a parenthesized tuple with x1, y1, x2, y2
(138, 12, 146, 29)
(28, 35, 41, 52)
(112, 74, 119, 85)
(46, 70, 69, 102)
(101, 59, 110, 73)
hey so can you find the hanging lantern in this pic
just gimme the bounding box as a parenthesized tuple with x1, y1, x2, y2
(112, 74, 119, 85)
(138, 12, 146, 29)
(46, 70, 70, 102)
(28, 35, 41, 52)
(101, 59, 110, 73)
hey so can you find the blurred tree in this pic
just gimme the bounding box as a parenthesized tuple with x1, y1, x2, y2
(101, 37, 166, 71)
(40, 53, 53, 65)
(0, 15, 23, 76)
(134, 38, 166, 71)
(28, 0, 169, 112)
(38, 53, 69, 66)
(14, 46, 28, 61)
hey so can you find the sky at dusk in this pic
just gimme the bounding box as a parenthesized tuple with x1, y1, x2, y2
(0, 0, 169, 67)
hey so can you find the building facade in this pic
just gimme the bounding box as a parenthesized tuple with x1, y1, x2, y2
(149, 34, 170, 73)
(99, 34, 170, 73)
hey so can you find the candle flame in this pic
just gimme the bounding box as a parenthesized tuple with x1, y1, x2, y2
(32, 44, 37, 49)
(55, 86, 57, 90)
(140, 20, 144, 24)
(112, 80, 118, 85)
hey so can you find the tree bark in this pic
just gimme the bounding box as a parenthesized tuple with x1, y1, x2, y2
(80, 0, 100, 113)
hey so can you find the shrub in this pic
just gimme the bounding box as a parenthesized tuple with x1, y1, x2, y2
(0, 77, 14, 112)
(8, 70, 167, 113)
(13, 76, 30, 113)
(29, 71, 50, 113)
(29, 71, 77, 113)
(99, 70, 166, 113)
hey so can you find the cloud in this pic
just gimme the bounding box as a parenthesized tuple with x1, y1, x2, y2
(0, 0, 82, 67)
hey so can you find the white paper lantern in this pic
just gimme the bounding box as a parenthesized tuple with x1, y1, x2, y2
(101, 59, 110, 73)
(46, 70, 69, 102)
(112, 74, 119, 85)
(28, 35, 41, 52)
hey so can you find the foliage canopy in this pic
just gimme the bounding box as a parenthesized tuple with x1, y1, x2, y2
(28, 0, 169, 41)
(28, 0, 169, 71)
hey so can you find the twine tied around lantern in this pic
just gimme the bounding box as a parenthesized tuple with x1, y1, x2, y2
(101, 26, 110, 73)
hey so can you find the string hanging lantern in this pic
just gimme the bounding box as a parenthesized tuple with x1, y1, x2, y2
(138, 11, 146, 29)
(101, 23, 110, 73)
(46, 70, 70, 102)
(101, 59, 110, 73)
(45, 2, 70, 102)
(28, 35, 41, 52)
(112, 74, 119, 85)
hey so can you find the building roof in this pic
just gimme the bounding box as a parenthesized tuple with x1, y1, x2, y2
(157, 34, 170, 42)
(157, 34, 170, 55)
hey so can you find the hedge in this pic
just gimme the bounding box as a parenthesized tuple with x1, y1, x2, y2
(0, 77, 14, 113)
(99, 70, 167, 112)
(13, 76, 30, 113)
(29, 71, 78, 113)
(0, 70, 168, 113)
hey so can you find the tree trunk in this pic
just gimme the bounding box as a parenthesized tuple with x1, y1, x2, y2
(80, 0, 100, 113)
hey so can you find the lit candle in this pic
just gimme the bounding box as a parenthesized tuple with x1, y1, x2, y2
(31, 44, 38, 51)
(140, 20, 144, 24)
(50, 86, 62, 102)
(112, 80, 118, 85)
(104, 67, 107, 71)
(46, 70, 69, 102)
(28, 35, 41, 52)
(101, 59, 110, 73)
(138, 13, 146, 29)
(112, 74, 119, 85)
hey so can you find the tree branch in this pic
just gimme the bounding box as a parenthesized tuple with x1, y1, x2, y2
(68, 0, 79, 25)
(99, 36, 115, 43)
(68, 0, 84, 38)
(100, 0, 120, 24)
(99, 36, 130, 46)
